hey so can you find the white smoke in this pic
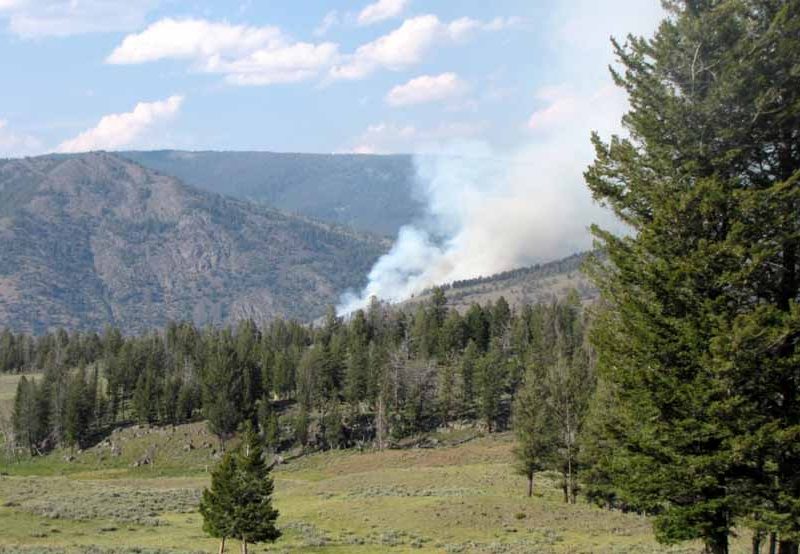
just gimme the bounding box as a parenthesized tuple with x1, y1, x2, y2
(337, 85, 631, 315)
(337, 1, 665, 315)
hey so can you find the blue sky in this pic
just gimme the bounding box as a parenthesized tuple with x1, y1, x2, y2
(0, 0, 665, 156)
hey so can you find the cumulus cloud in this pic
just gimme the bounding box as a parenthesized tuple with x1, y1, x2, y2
(56, 95, 184, 153)
(108, 18, 337, 86)
(330, 14, 519, 80)
(107, 18, 280, 64)
(205, 42, 339, 86)
(386, 73, 467, 107)
(357, 0, 409, 26)
(0, 119, 42, 157)
(0, 0, 157, 38)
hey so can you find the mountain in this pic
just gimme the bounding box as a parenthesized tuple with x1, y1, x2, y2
(0, 153, 387, 334)
(407, 253, 598, 311)
(120, 150, 422, 237)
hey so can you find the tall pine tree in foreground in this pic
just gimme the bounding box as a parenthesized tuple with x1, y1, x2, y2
(199, 425, 280, 554)
(199, 450, 237, 554)
(585, 1, 800, 553)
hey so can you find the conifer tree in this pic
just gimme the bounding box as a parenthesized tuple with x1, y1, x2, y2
(199, 449, 238, 554)
(544, 355, 593, 504)
(437, 360, 458, 427)
(133, 368, 157, 425)
(258, 399, 280, 450)
(459, 340, 479, 417)
(585, 1, 800, 551)
(476, 342, 506, 431)
(12, 376, 39, 455)
(200, 426, 280, 554)
(203, 338, 244, 449)
(232, 425, 281, 553)
(64, 370, 91, 451)
(512, 370, 554, 497)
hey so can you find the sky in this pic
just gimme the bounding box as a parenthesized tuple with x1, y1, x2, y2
(0, 0, 666, 157)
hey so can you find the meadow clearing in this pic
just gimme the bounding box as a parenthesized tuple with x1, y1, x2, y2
(0, 416, 753, 554)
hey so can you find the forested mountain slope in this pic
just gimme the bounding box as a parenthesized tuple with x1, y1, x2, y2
(0, 153, 387, 333)
(408, 253, 597, 311)
(120, 150, 422, 236)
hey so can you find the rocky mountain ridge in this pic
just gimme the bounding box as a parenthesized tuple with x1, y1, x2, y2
(0, 153, 387, 333)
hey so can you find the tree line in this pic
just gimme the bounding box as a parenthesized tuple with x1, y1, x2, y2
(4, 291, 591, 457)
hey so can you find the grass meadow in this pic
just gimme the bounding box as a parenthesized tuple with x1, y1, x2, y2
(0, 416, 757, 554)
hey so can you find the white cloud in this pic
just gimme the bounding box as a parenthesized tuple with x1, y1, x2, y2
(108, 18, 337, 87)
(313, 10, 339, 37)
(386, 73, 467, 107)
(107, 18, 282, 64)
(357, 0, 409, 26)
(56, 95, 184, 153)
(0, 119, 42, 157)
(207, 42, 339, 86)
(446, 16, 522, 41)
(330, 14, 519, 80)
(0, 0, 157, 38)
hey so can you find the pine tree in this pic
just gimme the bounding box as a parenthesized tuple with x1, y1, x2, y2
(200, 426, 280, 554)
(584, 1, 800, 551)
(133, 368, 157, 425)
(437, 360, 458, 427)
(543, 355, 593, 504)
(476, 342, 506, 432)
(459, 340, 479, 418)
(512, 370, 554, 497)
(490, 297, 511, 340)
(63, 370, 91, 451)
(344, 330, 369, 405)
(203, 337, 244, 450)
(199, 449, 238, 554)
(232, 425, 281, 553)
(465, 304, 489, 352)
(12, 376, 39, 455)
(257, 398, 280, 450)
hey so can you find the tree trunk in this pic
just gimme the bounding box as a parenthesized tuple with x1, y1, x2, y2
(562, 471, 569, 503)
(218, 536, 226, 554)
(705, 534, 729, 554)
(778, 542, 798, 554)
(527, 473, 533, 497)
(770, 533, 777, 554)
(241, 538, 248, 554)
(376, 396, 384, 451)
(753, 531, 763, 554)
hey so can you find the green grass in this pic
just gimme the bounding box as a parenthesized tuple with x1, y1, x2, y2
(0, 422, 756, 553)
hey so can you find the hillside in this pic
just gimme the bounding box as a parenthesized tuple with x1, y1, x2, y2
(120, 150, 422, 237)
(0, 153, 387, 333)
(408, 253, 598, 311)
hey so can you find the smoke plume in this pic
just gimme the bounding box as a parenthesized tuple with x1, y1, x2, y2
(337, 1, 664, 315)
(337, 86, 631, 315)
